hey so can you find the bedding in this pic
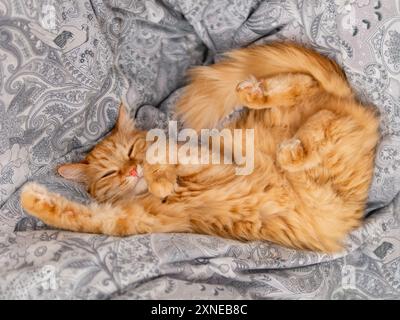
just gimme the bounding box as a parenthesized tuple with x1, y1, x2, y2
(0, 0, 400, 299)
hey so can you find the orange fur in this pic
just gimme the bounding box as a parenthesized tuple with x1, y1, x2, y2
(21, 43, 380, 252)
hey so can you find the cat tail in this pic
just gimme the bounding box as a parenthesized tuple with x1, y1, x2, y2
(20, 183, 192, 236)
(177, 42, 352, 130)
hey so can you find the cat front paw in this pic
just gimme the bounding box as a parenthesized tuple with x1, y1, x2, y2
(236, 76, 268, 108)
(20, 182, 56, 216)
(149, 179, 176, 199)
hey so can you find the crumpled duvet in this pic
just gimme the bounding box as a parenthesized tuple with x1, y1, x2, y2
(0, 0, 400, 299)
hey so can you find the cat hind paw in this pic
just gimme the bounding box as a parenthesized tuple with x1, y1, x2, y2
(236, 76, 268, 108)
(277, 138, 305, 171)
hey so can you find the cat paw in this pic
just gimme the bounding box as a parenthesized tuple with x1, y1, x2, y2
(277, 138, 305, 171)
(149, 179, 176, 199)
(20, 182, 56, 216)
(236, 76, 268, 108)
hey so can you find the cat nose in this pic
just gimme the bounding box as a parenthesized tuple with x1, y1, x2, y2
(128, 167, 137, 177)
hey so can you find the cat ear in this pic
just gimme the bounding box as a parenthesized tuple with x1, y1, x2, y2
(116, 103, 135, 133)
(57, 163, 88, 183)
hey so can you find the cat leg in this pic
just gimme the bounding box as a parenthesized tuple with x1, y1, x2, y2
(236, 73, 317, 109)
(277, 109, 337, 172)
(20, 182, 191, 236)
(21, 183, 121, 234)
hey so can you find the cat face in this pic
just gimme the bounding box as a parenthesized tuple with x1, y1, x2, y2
(58, 106, 148, 202)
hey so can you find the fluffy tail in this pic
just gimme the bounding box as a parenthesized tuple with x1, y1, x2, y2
(177, 42, 352, 130)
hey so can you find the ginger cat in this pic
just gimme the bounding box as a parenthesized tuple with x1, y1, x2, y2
(21, 43, 379, 252)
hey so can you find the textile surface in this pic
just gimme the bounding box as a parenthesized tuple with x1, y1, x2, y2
(0, 0, 399, 299)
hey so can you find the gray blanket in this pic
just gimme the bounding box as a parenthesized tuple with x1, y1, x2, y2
(0, 0, 400, 299)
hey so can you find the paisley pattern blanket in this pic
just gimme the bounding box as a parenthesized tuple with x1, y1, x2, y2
(0, 0, 400, 299)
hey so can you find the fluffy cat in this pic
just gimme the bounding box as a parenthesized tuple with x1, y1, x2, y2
(21, 43, 379, 252)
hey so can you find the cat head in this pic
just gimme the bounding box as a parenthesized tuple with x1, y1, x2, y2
(58, 105, 148, 202)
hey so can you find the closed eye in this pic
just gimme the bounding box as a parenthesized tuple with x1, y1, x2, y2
(100, 170, 117, 179)
(128, 144, 135, 158)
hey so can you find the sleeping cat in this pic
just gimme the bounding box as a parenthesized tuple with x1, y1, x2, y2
(21, 43, 379, 252)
